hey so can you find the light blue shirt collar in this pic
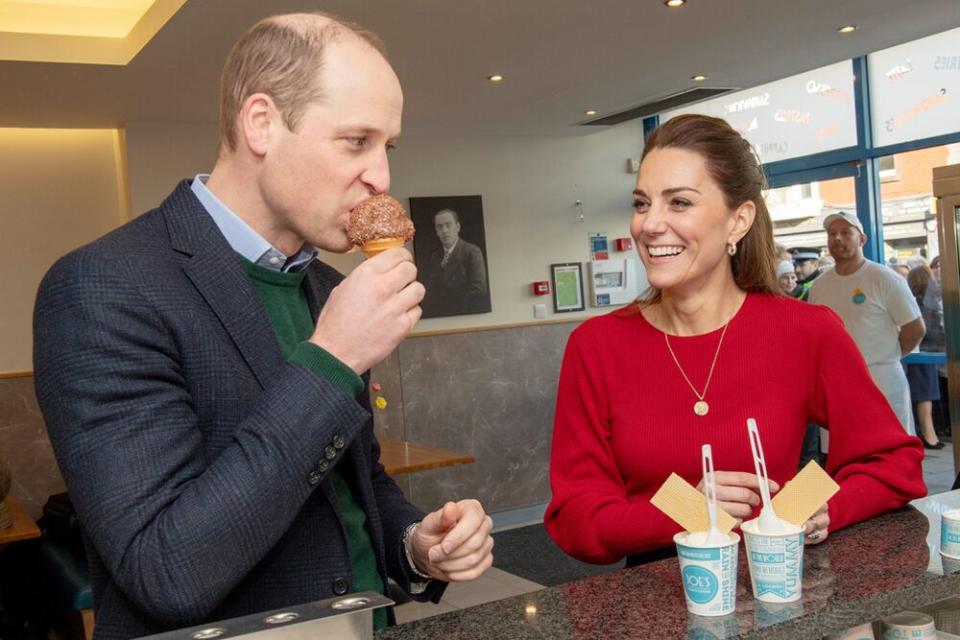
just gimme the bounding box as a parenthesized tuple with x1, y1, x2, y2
(190, 174, 317, 272)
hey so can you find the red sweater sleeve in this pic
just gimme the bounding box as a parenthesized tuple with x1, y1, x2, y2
(544, 328, 681, 564)
(809, 305, 927, 531)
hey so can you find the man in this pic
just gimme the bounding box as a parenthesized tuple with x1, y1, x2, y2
(421, 208, 489, 317)
(790, 246, 822, 301)
(809, 211, 925, 434)
(33, 13, 493, 638)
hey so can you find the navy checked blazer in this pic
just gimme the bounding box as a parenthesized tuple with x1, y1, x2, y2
(33, 181, 443, 639)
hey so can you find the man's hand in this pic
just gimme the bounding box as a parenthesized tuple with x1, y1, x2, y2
(408, 499, 494, 582)
(696, 471, 780, 524)
(310, 249, 424, 374)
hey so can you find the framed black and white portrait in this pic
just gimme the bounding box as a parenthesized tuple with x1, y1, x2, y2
(409, 195, 492, 318)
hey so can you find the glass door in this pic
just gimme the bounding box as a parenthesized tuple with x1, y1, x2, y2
(934, 164, 960, 472)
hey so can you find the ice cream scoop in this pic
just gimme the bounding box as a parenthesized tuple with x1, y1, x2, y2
(347, 195, 415, 257)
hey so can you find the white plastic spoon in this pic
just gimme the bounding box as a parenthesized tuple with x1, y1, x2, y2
(701, 444, 728, 545)
(747, 418, 788, 534)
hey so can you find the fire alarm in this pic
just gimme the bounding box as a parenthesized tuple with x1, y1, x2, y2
(615, 238, 633, 251)
(532, 281, 550, 296)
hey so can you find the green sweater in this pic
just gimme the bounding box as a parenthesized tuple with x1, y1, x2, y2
(242, 259, 386, 629)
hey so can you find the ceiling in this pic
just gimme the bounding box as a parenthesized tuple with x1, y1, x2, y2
(1, 0, 959, 136)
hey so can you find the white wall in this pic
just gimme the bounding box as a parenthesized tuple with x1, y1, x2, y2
(126, 121, 218, 216)
(124, 120, 649, 332)
(0, 128, 129, 372)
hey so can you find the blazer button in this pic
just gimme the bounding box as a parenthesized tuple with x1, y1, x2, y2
(332, 577, 349, 595)
(317, 460, 329, 473)
(333, 434, 345, 450)
(324, 445, 337, 461)
(307, 470, 322, 486)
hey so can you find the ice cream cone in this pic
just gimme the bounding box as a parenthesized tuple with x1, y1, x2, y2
(362, 237, 405, 257)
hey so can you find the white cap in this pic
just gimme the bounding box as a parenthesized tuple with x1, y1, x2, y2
(822, 211, 864, 234)
(776, 260, 795, 278)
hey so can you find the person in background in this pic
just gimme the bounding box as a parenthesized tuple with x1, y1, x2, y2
(809, 212, 925, 435)
(775, 242, 793, 264)
(894, 264, 911, 279)
(545, 114, 924, 566)
(906, 265, 946, 449)
(33, 12, 493, 639)
(776, 259, 798, 295)
(791, 246, 821, 300)
(930, 255, 951, 436)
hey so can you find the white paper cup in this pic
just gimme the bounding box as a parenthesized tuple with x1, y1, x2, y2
(880, 611, 935, 639)
(941, 509, 960, 558)
(741, 518, 804, 603)
(674, 531, 739, 617)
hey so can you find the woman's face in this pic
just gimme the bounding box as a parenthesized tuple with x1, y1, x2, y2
(778, 272, 797, 294)
(630, 147, 751, 295)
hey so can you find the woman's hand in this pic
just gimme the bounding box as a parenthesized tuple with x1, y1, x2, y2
(803, 503, 830, 545)
(696, 471, 780, 524)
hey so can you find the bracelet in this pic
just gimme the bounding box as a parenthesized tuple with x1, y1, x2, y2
(403, 522, 433, 580)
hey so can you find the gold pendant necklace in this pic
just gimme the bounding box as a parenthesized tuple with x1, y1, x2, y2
(663, 322, 730, 417)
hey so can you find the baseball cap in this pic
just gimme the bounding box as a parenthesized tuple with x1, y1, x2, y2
(822, 211, 864, 234)
(776, 260, 796, 278)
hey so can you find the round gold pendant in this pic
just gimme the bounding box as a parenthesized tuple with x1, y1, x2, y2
(694, 401, 709, 416)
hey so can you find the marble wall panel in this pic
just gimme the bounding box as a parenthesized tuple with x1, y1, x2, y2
(399, 322, 578, 514)
(370, 348, 405, 441)
(0, 376, 65, 519)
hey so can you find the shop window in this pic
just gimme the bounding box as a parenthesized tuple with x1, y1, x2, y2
(868, 26, 960, 148)
(661, 61, 857, 164)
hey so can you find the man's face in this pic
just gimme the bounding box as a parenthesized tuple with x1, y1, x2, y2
(260, 35, 403, 253)
(434, 211, 460, 249)
(826, 219, 866, 263)
(795, 259, 818, 279)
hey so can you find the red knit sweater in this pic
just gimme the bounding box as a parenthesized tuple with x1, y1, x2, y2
(544, 293, 926, 564)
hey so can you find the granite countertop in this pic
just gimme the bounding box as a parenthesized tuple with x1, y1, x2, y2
(377, 493, 960, 639)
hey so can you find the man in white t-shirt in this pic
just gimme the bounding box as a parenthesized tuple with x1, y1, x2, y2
(809, 211, 925, 434)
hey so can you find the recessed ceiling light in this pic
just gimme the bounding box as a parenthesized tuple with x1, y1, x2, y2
(585, 110, 597, 116)
(0, 0, 186, 65)
(487, 74, 504, 82)
(692, 74, 707, 81)
(664, 0, 686, 7)
(837, 25, 857, 34)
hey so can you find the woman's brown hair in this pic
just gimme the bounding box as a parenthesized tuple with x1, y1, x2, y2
(637, 114, 779, 304)
(907, 265, 932, 300)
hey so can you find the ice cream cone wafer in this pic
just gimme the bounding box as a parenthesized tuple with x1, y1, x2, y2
(362, 237, 405, 257)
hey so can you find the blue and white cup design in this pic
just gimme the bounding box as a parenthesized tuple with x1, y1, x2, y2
(940, 509, 960, 559)
(674, 531, 739, 617)
(880, 611, 936, 639)
(741, 518, 804, 603)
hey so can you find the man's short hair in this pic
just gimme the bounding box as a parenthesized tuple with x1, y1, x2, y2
(434, 209, 460, 224)
(218, 12, 387, 151)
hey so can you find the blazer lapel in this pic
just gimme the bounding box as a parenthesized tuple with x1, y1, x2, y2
(162, 181, 284, 389)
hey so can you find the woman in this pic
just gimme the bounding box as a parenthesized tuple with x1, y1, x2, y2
(776, 259, 797, 296)
(905, 265, 945, 449)
(545, 115, 925, 565)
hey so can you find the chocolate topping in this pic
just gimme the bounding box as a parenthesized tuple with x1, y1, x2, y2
(347, 195, 415, 245)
